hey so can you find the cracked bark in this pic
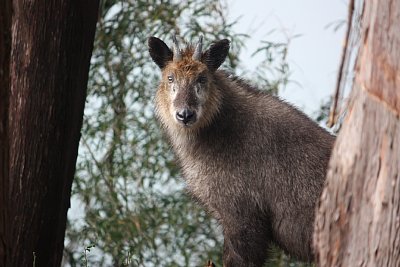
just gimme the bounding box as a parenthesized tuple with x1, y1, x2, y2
(313, 0, 400, 266)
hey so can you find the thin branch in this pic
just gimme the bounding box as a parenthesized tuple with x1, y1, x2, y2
(328, 0, 355, 127)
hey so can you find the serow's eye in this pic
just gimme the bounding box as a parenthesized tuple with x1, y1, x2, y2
(167, 75, 174, 83)
(197, 75, 207, 84)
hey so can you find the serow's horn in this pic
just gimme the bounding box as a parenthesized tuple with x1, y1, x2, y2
(192, 35, 203, 61)
(172, 35, 182, 61)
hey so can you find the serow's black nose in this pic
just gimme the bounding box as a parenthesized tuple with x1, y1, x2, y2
(176, 109, 196, 124)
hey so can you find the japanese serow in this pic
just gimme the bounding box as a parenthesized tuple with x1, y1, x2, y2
(148, 35, 335, 267)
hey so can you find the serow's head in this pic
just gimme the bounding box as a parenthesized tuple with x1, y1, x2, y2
(148, 35, 229, 130)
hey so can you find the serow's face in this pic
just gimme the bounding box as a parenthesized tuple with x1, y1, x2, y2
(148, 35, 230, 129)
(164, 65, 209, 127)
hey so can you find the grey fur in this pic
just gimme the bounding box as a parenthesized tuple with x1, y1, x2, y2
(149, 37, 335, 267)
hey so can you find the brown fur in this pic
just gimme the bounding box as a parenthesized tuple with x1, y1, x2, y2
(149, 36, 335, 267)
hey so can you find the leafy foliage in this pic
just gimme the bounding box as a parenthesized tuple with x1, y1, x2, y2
(63, 1, 306, 266)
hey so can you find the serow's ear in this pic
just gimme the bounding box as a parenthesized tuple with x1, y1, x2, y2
(148, 37, 173, 69)
(202, 39, 230, 71)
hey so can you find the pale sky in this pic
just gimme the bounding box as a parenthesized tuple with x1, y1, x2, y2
(229, 0, 348, 116)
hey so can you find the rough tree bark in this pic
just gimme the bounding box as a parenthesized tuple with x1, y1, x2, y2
(314, 0, 400, 266)
(0, 1, 99, 266)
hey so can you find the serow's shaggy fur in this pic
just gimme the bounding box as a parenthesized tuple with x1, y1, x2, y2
(148, 36, 335, 267)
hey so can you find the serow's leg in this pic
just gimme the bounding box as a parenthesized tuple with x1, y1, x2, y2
(222, 224, 270, 267)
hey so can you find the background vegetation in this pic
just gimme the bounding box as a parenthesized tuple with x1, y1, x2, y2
(63, 1, 319, 266)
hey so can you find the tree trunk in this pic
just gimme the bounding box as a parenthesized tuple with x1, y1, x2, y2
(0, 1, 99, 266)
(314, 0, 400, 266)
(0, 1, 12, 266)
